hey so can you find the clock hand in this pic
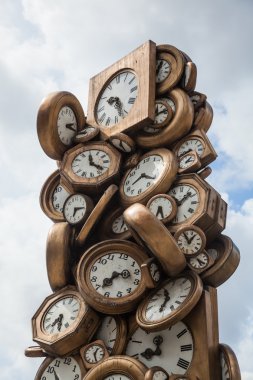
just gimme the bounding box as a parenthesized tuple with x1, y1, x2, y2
(102, 269, 131, 287)
(88, 153, 104, 171)
(197, 257, 206, 266)
(143, 174, 156, 180)
(159, 288, 170, 312)
(120, 219, 126, 230)
(156, 206, 164, 219)
(140, 335, 163, 360)
(178, 148, 193, 157)
(73, 206, 85, 217)
(185, 156, 194, 164)
(93, 347, 99, 361)
(183, 232, 191, 244)
(132, 173, 145, 185)
(65, 123, 76, 132)
(53, 368, 60, 380)
(156, 60, 163, 75)
(51, 314, 63, 331)
(188, 233, 197, 244)
(174, 191, 192, 206)
(156, 108, 168, 117)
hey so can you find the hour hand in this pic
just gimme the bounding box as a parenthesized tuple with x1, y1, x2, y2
(53, 369, 60, 380)
(65, 123, 76, 132)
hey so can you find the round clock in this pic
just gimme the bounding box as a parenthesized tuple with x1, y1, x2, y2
(94, 315, 127, 355)
(144, 366, 169, 380)
(125, 320, 194, 375)
(136, 271, 203, 332)
(174, 225, 206, 257)
(80, 340, 109, 369)
(109, 133, 136, 154)
(34, 354, 86, 380)
(120, 148, 178, 207)
(152, 99, 174, 129)
(32, 286, 100, 356)
(146, 194, 177, 224)
(219, 343, 241, 380)
(83, 356, 148, 380)
(40, 170, 72, 222)
(76, 240, 150, 314)
(176, 137, 205, 158)
(61, 141, 122, 194)
(99, 207, 131, 241)
(187, 251, 214, 274)
(37, 91, 85, 160)
(156, 45, 185, 95)
(178, 151, 201, 174)
(63, 193, 94, 226)
(95, 70, 138, 127)
(74, 124, 99, 143)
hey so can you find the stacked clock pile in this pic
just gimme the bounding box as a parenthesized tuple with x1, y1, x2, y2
(25, 41, 241, 380)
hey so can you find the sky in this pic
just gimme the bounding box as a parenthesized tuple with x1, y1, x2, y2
(0, 0, 252, 379)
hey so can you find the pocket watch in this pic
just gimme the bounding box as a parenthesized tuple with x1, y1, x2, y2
(125, 319, 194, 376)
(40, 170, 72, 222)
(136, 271, 203, 332)
(109, 133, 136, 154)
(146, 194, 177, 224)
(156, 44, 184, 95)
(87, 40, 156, 139)
(61, 141, 121, 194)
(174, 225, 206, 257)
(34, 354, 87, 380)
(80, 340, 109, 369)
(120, 148, 178, 207)
(32, 286, 100, 356)
(219, 343, 241, 380)
(83, 356, 148, 380)
(201, 235, 240, 287)
(187, 250, 215, 274)
(135, 88, 194, 149)
(63, 193, 94, 226)
(99, 206, 131, 241)
(167, 173, 218, 233)
(144, 366, 169, 380)
(46, 222, 76, 291)
(178, 151, 201, 174)
(123, 203, 186, 277)
(94, 315, 127, 355)
(74, 124, 99, 143)
(172, 128, 217, 169)
(76, 240, 152, 314)
(37, 91, 85, 160)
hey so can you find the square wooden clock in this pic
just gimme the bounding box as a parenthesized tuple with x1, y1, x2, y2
(86, 40, 156, 139)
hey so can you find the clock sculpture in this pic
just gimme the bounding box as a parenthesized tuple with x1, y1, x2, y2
(26, 40, 241, 380)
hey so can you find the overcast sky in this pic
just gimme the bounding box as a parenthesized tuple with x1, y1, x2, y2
(0, 1, 252, 379)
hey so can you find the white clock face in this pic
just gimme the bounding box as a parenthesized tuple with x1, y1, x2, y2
(123, 155, 164, 197)
(89, 252, 141, 298)
(43, 296, 80, 334)
(168, 185, 199, 224)
(177, 138, 204, 158)
(220, 352, 230, 380)
(63, 194, 87, 224)
(52, 184, 70, 214)
(156, 59, 171, 83)
(179, 154, 196, 169)
(148, 196, 173, 221)
(57, 106, 77, 145)
(94, 316, 118, 354)
(125, 321, 193, 375)
(144, 277, 192, 322)
(189, 252, 209, 269)
(176, 229, 203, 255)
(84, 344, 105, 364)
(96, 70, 138, 127)
(104, 375, 131, 380)
(112, 215, 129, 234)
(71, 149, 110, 178)
(154, 102, 169, 125)
(40, 357, 81, 380)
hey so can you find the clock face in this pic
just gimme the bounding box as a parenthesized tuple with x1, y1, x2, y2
(52, 184, 70, 214)
(125, 321, 193, 375)
(179, 153, 196, 169)
(207, 248, 219, 261)
(112, 215, 129, 234)
(104, 376, 131, 380)
(75, 125, 99, 143)
(220, 352, 230, 380)
(96, 70, 138, 127)
(57, 106, 77, 145)
(123, 155, 164, 198)
(144, 277, 193, 322)
(71, 149, 110, 178)
(110, 137, 133, 153)
(84, 344, 105, 364)
(189, 252, 209, 269)
(43, 296, 80, 334)
(177, 138, 204, 158)
(168, 185, 200, 224)
(94, 316, 118, 354)
(89, 252, 141, 298)
(176, 229, 204, 255)
(147, 195, 174, 222)
(63, 194, 88, 224)
(39, 357, 81, 380)
(154, 101, 169, 126)
(156, 59, 171, 83)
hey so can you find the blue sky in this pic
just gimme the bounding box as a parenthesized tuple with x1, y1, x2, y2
(0, 1, 253, 379)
